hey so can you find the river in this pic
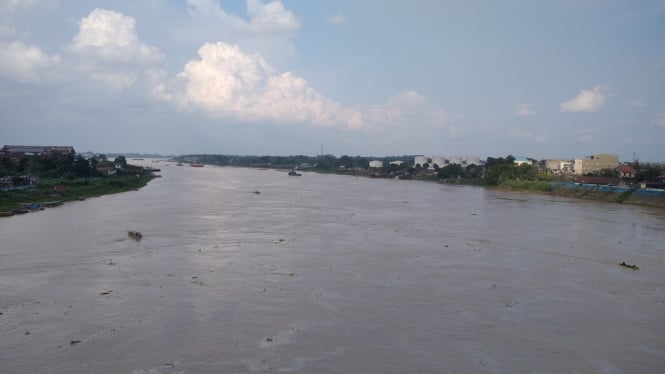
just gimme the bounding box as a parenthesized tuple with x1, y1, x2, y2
(1, 161, 664, 373)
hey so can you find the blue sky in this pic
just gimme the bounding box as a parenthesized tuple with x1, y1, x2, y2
(1, 0, 664, 161)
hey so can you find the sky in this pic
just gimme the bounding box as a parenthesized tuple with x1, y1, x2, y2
(1, 0, 664, 161)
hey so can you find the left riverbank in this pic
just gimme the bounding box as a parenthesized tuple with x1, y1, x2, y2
(0, 173, 156, 215)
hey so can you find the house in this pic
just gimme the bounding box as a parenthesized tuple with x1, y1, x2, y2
(514, 156, 532, 166)
(616, 165, 636, 178)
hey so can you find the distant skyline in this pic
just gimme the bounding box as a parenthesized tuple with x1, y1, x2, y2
(1, 0, 664, 161)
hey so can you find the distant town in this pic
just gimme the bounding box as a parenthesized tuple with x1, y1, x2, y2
(2, 145, 664, 195)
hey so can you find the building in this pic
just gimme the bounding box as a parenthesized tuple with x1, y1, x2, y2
(545, 159, 573, 175)
(431, 156, 446, 168)
(465, 156, 481, 166)
(514, 156, 532, 166)
(414, 156, 428, 167)
(1, 145, 75, 162)
(369, 160, 383, 169)
(616, 165, 636, 178)
(448, 156, 463, 165)
(574, 154, 619, 175)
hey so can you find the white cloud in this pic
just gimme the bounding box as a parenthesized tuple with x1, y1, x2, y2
(186, 0, 299, 34)
(68, 9, 164, 90)
(246, 0, 299, 33)
(326, 13, 348, 25)
(0, 40, 60, 82)
(514, 103, 535, 117)
(167, 42, 361, 129)
(560, 85, 609, 112)
(656, 112, 665, 128)
(162, 42, 448, 132)
(179, 0, 300, 68)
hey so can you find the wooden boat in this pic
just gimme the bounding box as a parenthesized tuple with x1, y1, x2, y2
(128, 231, 143, 241)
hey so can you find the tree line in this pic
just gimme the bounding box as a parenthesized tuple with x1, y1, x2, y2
(0, 152, 129, 180)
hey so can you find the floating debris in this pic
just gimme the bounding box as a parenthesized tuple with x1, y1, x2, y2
(127, 231, 142, 241)
(272, 238, 286, 244)
(100, 291, 112, 296)
(620, 262, 639, 270)
(254, 190, 261, 194)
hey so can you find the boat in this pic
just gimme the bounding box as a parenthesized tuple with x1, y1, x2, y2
(288, 170, 302, 176)
(176, 162, 183, 166)
(0, 211, 15, 217)
(191, 162, 204, 167)
(128, 231, 143, 241)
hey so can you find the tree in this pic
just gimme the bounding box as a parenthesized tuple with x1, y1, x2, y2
(114, 155, 128, 170)
(338, 155, 353, 168)
(438, 164, 465, 179)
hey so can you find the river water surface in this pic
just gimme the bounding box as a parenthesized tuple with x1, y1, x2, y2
(1, 162, 664, 373)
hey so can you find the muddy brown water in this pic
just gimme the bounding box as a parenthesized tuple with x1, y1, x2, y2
(1, 162, 664, 373)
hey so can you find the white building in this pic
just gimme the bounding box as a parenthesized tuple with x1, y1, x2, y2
(448, 156, 463, 165)
(369, 160, 383, 168)
(414, 156, 428, 167)
(466, 156, 481, 166)
(431, 156, 446, 168)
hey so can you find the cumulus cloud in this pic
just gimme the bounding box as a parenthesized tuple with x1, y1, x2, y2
(161, 42, 447, 132)
(246, 0, 299, 33)
(326, 13, 348, 25)
(514, 103, 535, 117)
(0, 40, 60, 82)
(68, 8, 164, 90)
(166, 42, 361, 128)
(560, 85, 609, 112)
(186, 0, 299, 34)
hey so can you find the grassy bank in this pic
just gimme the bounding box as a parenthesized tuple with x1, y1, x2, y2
(0, 173, 155, 213)
(497, 180, 554, 192)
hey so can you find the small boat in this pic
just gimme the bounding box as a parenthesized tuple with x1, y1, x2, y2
(191, 162, 204, 167)
(0, 211, 15, 217)
(176, 162, 184, 166)
(128, 231, 143, 241)
(288, 170, 302, 176)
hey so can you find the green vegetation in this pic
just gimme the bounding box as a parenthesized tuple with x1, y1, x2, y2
(1, 153, 154, 213)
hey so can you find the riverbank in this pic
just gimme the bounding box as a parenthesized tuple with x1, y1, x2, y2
(549, 185, 665, 208)
(0, 173, 156, 215)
